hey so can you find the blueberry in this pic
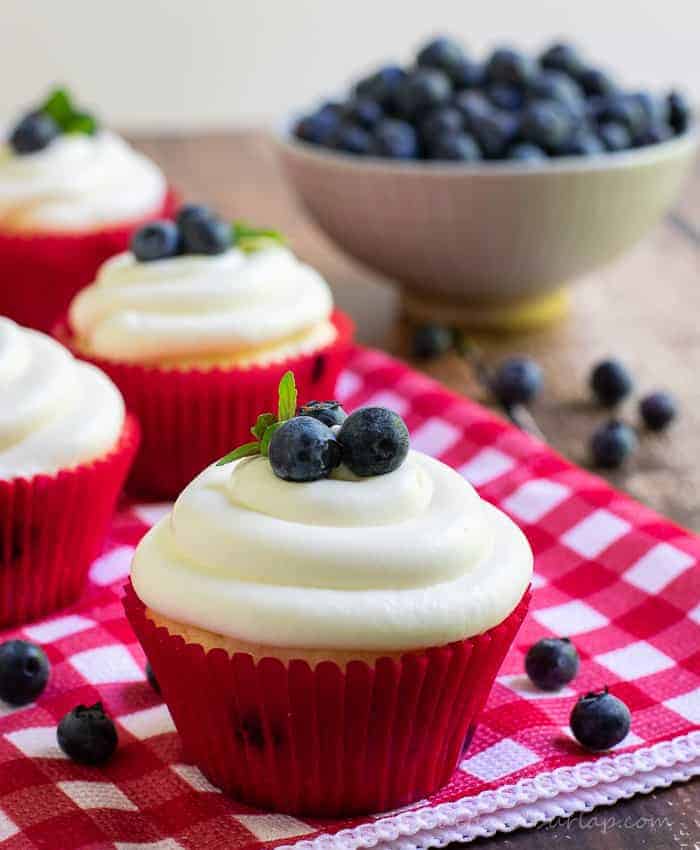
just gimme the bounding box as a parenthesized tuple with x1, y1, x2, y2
(667, 90, 691, 135)
(486, 83, 525, 112)
(596, 94, 647, 137)
(299, 400, 348, 428)
(590, 420, 637, 469)
(373, 119, 419, 159)
(491, 357, 543, 406)
(130, 220, 181, 262)
(332, 123, 374, 155)
(338, 408, 410, 477)
(565, 130, 605, 156)
(146, 661, 160, 694)
(639, 391, 677, 431)
(570, 689, 631, 751)
(634, 121, 672, 147)
(453, 91, 492, 127)
(471, 110, 519, 159)
(577, 67, 617, 98)
(416, 36, 465, 73)
(508, 142, 548, 162)
(429, 132, 482, 162)
(176, 203, 213, 229)
(9, 112, 60, 155)
(57, 702, 118, 765)
(525, 637, 580, 691)
(343, 97, 383, 130)
(420, 107, 464, 145)
(484, 48, 537, 87)
(598, 121, 631, 152)
(539, 42, 585, 78)
(295, 109, 340, 145)
(520, 100, 574, 153)
(447, 58, 484, 90)
(590, 359, 633, 406)
(269, 416, 341, 482)
(180, 212, 232, 255)
(355, 66, 407, 110)
(528, 71, 586, 119)
(0, 640, 50, 706)
(394, 69, 452, 119)
(632, 91, 669, 128)
(411, 324, 454, 359)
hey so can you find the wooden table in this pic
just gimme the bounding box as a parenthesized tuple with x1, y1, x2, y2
(132, 131, 700, 850)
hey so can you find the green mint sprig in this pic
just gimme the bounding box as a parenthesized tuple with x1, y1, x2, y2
(232, 220, 287, 254)
(40, 88, 98, 136)
(216, 371, 297, 465)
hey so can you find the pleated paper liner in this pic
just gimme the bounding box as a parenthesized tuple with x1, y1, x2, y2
(0, 188, 179, 332)
(0, 416, 139, 628)
(124, 583, 531, 817)
(55, 310, 355, 500)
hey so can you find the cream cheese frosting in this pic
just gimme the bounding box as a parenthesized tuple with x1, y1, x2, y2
(0, 317, 125, 479)
(69, 245, 337, 366)
(0, 130, 166, 232)
(131, 451, 533, 651)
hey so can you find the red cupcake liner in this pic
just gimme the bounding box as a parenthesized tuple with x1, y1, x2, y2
(56, 311, 355, 500)
(0, 188, 178, 332)
(0, 416, 139, 628)
(124, 583, 530, 817)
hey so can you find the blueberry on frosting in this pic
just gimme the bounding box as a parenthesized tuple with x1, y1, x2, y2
(8, 88, 98, 156)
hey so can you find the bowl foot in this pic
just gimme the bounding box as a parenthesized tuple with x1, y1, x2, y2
(402, 287, 569, 332)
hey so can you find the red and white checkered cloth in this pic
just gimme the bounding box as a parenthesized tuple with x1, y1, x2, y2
(1, 347, 698, 850)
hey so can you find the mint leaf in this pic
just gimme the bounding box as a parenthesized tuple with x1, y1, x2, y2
(215, 441, 260, 466)
(232, 220, 287, 254)
(65, 111, 98, 136)
(260, 421, 282, 456)
(41, 88, 74, 130)
(251, 412, 277, 440)
(277, 371, 297, 421)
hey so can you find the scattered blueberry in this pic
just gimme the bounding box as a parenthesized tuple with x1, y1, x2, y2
(57, 702, 118, 765)
(639, 391, 677, 431)
(525, 637, 580, 691)
(508, 142, 548, 162)
(416, 36, 465, 73)
(146, 661, 160, 695)
(343, 97, 383, 130)
(411, 324, 454, 359)
(668, 90, 691, 135)
(429, 132, 481, 162)
(539, 42, 585, 78)
(570, 688, 631, 751)
(373, 119, 419, 159)
(590, 359, 633, 406)
(577, 67, 617, 98)
(131, 220, 181, 262)
(394, 69, 452, 119)
(299, 400, 348, 428)
(520, 100, 574, 152)
(338, 407, 410, 477)
(484, 47, 537, 87)
(491, 357, 544, 406)
(269, 416, 342, 482)
(0, 640, 50, 706)
(180, 212, 232, 255)
(9, 112, 60, 154)
(590, 420, 637, 469)
(333, 123, 374, 155)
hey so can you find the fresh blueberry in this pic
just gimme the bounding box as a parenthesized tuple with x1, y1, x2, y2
(429, 132, 482, 162)
(590, 420, 637, 469)
(539, 42, 585, 78)
(176, 203, 213, 229)
(596, 94, 647, 137)
(411, 324, 454, 359)
(57, 702, 118, 765)
(447, 58, 484, 90)
(484, 48, 537, 87)
(332, 123, 374, 155)
(565, 130, 605, 156)
(295, 109, 340, 145)
(577, 67, 617, 98)
(520, 100, 574, 152)
(486, 83, 525, 111)
(528, 71, 586, 119)
(598, 121, 631, 151)
(471, 110, 519, 159)
(146, 661, 160, 694)
(180, 212, 232, 255)
(130, 220, 181, 262)
(0, 640, 50, 706)
(394, 69, 452, 119)
(590, 359, 633, 406)
(508, 142, 548, 162)
(299, 401, 348, 428)
(639, 391, 677, 431)
(355, 66, 407, 110)
(416, 36, 465, 73)
(453, 90, 492, 127)
(373, 119, 419, 159)
(633, 121, 672, 147)
(570, 689, 631, 751)
(343, 97, 383, 130)
(632, 92, 669, 128)
(269, 416, 341, 482)
(491, 357, 543, 406)
(338, 407, 410, 477)
(420, 107, 464, 145)
(525, 637, 580, 691)
(667, 90, 691, 135)
(9, 112, 60, 155)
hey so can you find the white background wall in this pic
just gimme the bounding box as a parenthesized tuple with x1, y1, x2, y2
(1, 0, 698, 131)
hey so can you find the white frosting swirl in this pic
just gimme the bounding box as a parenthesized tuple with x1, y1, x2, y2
(69, 245, 336, 366)
(131, 452, 532, 651)
(0, 318, 125, 479)
(0, 131, 166, 231)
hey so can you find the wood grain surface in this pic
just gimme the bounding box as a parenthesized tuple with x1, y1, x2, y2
(130, 130, 699, 849)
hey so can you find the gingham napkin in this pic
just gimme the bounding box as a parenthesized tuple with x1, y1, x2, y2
(1, 347, 698, 850)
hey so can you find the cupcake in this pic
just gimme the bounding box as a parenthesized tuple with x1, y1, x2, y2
(125, 375, 532, 816)
(0, 317, 138, 626)
(0, 87, 176, 331)
(57, 207, 353, 499)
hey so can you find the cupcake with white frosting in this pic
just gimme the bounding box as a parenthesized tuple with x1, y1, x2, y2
(0, 317, 139, 626)
(125, 373, 531, 815)
(58, 206, 353, 499)
(0, 87, 175, 331)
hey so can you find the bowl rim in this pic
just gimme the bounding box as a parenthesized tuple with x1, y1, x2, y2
(273, 117, 699, 177)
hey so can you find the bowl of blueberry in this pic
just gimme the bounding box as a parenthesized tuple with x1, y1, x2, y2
(277, 37, 697, 330)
